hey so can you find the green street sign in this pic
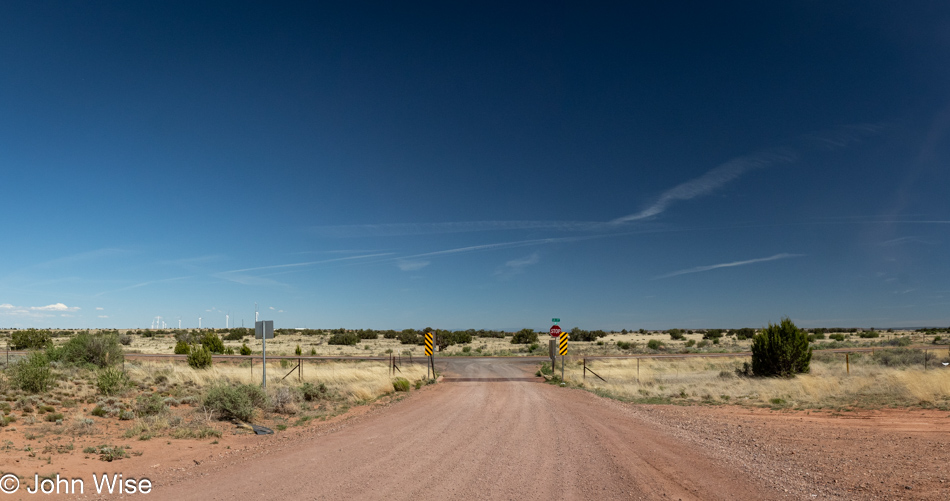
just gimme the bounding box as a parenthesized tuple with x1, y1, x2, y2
(552, 318, 560, 323)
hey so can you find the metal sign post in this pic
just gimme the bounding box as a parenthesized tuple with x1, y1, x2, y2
(424, 332, 434, 379)
(255, 320, 274, 388)
(559, 332, 568, 381)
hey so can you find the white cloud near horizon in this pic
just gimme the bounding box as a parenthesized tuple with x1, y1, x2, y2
(0, 302, 80, 317)
(655, 253, 804, 279)
(31, 303, 79, 312)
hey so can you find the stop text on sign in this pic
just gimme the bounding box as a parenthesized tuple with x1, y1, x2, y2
(549, 325, 561, 337)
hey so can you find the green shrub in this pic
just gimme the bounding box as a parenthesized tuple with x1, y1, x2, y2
(829, 333, 846, 342)
(224, 346, 234, 355)
(685, 339, 696, 347)
(200, 331, 225, 354)
(647, 339, 663, 350)
(50, 332, 125, 368)
(135, 394, 166, 416)
(873, 347, 925, 367)
(750, 317, 812, 377)
(328, 332, 359, 346)
(91, 406, 107, 417)
(239, 343, 252, 355)
(11, 329, 53, 350)
(392, 378, 410, 392)
(702, 329, 724, 340)
(203, 384, 268, 421)
(668, 329, 685, 340)
(7, 352, 55, 393)
(568, 328, 608, 342)
(295, 345, 302, 356)
(223, 329, 248, 341)
(187, 346, 213, 369)
(299, 382, 331, 401)
(174, 340, 191, 355)
(397, 330, 421, 345)
(96, 367, 130, 396)
(616, 341, 633, 350)
(733, 328, 756, 340)
(859, 331, 880, 339)
(45, 412, 65, 422)
(511, 328, 539, 344)
(884, 336, 912, 347)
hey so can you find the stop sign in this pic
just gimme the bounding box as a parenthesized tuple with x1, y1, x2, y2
(549, 325, 561, 337)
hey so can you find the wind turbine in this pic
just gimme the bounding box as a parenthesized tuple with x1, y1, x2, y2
(226, 312, 230, 329)
(198, 317, 202, 329)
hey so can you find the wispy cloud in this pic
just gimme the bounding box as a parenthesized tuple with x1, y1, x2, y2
(220, 253, 394, 275)
(36, 248, 128, 268)
(212, 253, 394, 286)
(494, 252, 540, 278)
(878, 236, 933, 247)
(98, 315, 109, 319)
(655, 253, 804, 279)
(612, 150, 797, 223)
(310, 221, 605, 238)
(397, 260, 430, 271)
(94, 276, 191, 297)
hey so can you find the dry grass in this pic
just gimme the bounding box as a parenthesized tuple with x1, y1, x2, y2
(566, 355, 950, 409)
(123, 358, 429, 403)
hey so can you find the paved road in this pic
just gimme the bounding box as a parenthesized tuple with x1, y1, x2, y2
(155, 358, 775, 500)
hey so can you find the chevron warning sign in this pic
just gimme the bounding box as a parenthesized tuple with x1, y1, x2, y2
(558, 332, 568, 356)
(424, 332, 433, 356)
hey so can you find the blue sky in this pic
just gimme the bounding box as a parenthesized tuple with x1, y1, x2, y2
(1, 2, 949, 330)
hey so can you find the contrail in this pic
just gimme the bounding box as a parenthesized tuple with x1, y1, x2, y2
(655, 253, 804, 279)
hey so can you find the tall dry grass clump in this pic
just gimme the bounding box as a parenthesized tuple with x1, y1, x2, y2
(565, 353, 950, 409)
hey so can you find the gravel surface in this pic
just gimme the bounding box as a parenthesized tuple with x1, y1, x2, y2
(624, 405, 950, 500)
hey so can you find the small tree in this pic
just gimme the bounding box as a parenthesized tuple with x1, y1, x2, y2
(200, 331, 225, 354)
(239, 343, 252, 356)
(750, 317, 812, 377)
(174, 340, 191, 355)
(511, 328, 539, 344)
(10, 329, 53, 350)
(188, 345, 213, 369)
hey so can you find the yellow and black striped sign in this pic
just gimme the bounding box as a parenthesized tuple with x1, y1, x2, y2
(558, 332, 568, 356)
(424, 332, 433, 356)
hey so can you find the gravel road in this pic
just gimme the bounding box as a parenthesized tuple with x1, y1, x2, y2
(153, 358, 774, 500)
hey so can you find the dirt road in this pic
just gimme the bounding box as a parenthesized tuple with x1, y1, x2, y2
(151, 358, 773, 500)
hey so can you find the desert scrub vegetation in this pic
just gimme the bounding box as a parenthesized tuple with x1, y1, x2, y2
(750, 317, 812, 377)
(556, 348, 950, 409)
(7, 352, 56, 393)
(511, 328, 539, 344)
